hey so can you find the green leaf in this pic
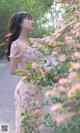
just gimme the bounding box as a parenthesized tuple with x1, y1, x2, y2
(17, 70, 25, 75)
(25, 61, 32, 70)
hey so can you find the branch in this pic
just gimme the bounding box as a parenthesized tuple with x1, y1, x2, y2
(58, 19, 77, 35)
(32, 19, 77, 46)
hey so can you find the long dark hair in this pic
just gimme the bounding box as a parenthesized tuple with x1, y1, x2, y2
(5, 12, 32, 60)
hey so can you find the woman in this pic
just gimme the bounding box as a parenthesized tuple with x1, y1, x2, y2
(6, 12, 43, 133)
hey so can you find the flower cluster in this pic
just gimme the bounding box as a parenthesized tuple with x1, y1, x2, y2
(18, 3, 80, 133)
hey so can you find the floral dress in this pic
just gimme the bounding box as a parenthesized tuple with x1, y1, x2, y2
(10, 40, 43, 133)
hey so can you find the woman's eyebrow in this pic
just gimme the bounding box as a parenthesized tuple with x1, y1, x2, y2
(27, 14, 32, 20)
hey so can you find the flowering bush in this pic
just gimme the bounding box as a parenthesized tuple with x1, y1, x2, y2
(18, 1, 80, 133)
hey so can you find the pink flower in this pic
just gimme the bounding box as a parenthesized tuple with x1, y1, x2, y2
(68, 71, 78, 79)
(45, 89, 56, 97)
(32, 62, 38, 68)
(74, 22, 80, 29)
(43, 67, 50, 76)
(51, 103, 63, 112)
(54, 29, 61, 36)
(52, 51, 57, 55)
(68, 84, 80, 98)
(58, 78, 69, 85)
(55, 113, 75, 126)
(76, 32, 80, 38)
(71, 62, 80, 69)
(67, 90, 75, 98)
(55, 114, 66, 125)
(33, 108, 43, 117)
(72, 52, 80, 58)
(65, 36, 75, 45)
(58, 54, 66, 62)
(72, 84, 80, 92)
(57, 86, 66, 93)
(75, 11, 80, 17)
(43, 36, 55, 44)
(77, 43, 80, 48)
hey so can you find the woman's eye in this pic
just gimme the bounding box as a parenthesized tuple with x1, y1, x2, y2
(28, 16, 32, 20)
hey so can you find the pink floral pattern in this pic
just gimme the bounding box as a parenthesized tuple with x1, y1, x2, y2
(10, 40, 43, 133)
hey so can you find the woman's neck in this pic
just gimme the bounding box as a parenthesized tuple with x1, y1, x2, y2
(19, 28, 28, 43)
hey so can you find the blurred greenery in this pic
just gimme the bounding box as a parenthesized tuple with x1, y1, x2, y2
(0, 0, 53, 42)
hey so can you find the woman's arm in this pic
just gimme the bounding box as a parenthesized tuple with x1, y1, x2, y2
(10, 58, 19, 75)
(9, 41, 22, 75)
(32, 19, 77, 46)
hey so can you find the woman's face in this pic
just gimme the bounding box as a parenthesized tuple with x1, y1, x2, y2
(21, 17, 35, 32)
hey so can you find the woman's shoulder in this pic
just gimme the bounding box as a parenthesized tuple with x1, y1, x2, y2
(12, 39, 21, 46)
(11, 39, 23, 51)
(10, 39, 24, 59)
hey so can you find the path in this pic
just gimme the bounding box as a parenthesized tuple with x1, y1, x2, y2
(0, 60, 19, 133)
